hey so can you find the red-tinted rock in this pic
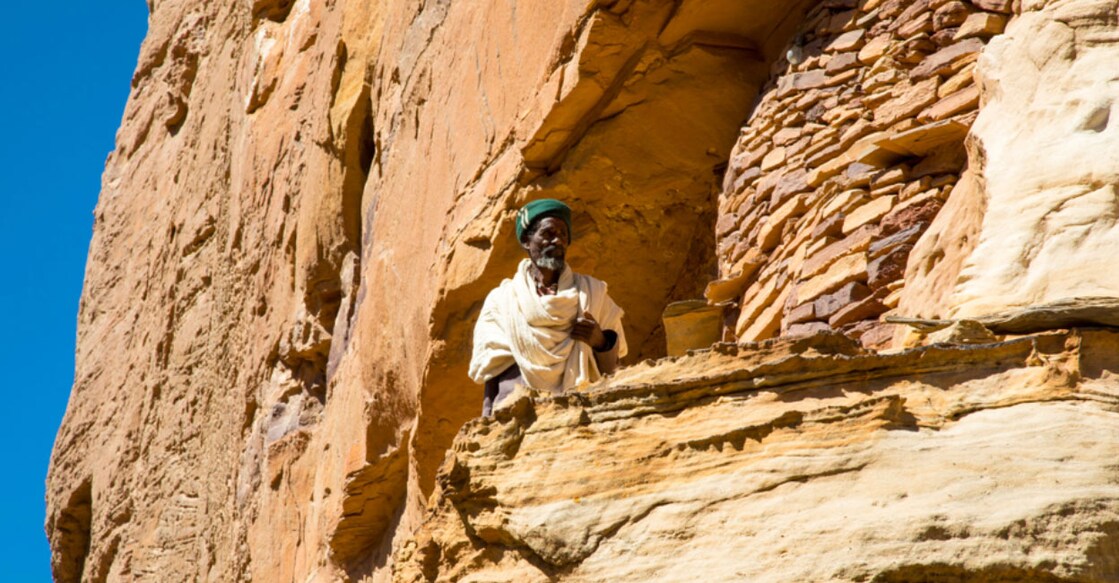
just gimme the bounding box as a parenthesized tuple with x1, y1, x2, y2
(868, 244, 915, 289)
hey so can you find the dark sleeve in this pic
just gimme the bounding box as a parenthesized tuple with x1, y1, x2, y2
(595, 330, 618, 353)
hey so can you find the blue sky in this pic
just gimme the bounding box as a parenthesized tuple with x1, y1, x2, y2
(0, 2, 148, 579)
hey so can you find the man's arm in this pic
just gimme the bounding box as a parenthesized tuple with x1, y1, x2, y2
(572, 311, 619, 375)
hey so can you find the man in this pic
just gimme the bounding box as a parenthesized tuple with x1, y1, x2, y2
(469, 199, 627, 416)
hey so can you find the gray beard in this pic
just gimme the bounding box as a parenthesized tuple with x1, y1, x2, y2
(536, 255, 565, 271)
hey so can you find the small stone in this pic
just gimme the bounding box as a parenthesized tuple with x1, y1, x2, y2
(786, 301, 818, 325)
(786, 321, 833, 337)
(815, 281, 873, 318)
(761, 147, 788, 171)
(870, 223, 927, 258)
(826, 52, 863, 74)
(970, 0, 1012, 13)
(879, 193, 943, 236)
(918, 85, 980, 122)
(828, 29, 867, 53)
(828, 289, 889, 326)
(867, 244, 913, 289)
(773, 126, 803, 146)
(933, 1, 972, 30)
(938, 63, 976, 98)
(773, 169, 811, 205)
(798, 251, 870, 305)
(871, 166, 910, 190)
(812, 212, 847, 239)
(925, 319, 998, 344)
(897, 12, 933, 38)
(896, 36, 939, 64)
(910, 38, 986, 79)
(858, 35, 893, 64)
(716, 212, 742, 238)
(843, 195, 896, 234)
(875, 78, 941, 127)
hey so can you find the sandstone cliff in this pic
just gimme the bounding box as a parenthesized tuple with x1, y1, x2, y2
(46, 0, 1119, 581)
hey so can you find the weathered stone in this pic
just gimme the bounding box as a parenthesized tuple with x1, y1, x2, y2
(739, 283, 793, 342)
(772, 168, 811, 205)
(828, 29, 867, 53)
(858, 35, 892, 64)
(874, 119, 969, 157)
(761, 146, 788, 171)
(914, 1, 1119, 321)
(802, 224, 878, 279)
(786, 320, 833, 336)
(797, 252, 869, 304)
(845, 319, 898, 349)
(880, 192, 943, 236)
(893, 0, 931, 29)
(773, 126, 803, 146)
(842, 195, 896, 234)
(954, 12, 1007, 40)
(933, 1, 972, 30)
(786, 301, 818, 325)
(757, 195, 807, 251)
(716, 211, 742, 237)
(871, 166, 910, 189)
(706, 249, 765, 303)
(868, 244, 914, 289)
(52, 0, 1119, 580)
(918, 84, 980, 122)
(970, 0, 1013, 13)
(937, 62, 976, 97)
(397, 331, 1119, 581)
(897, 12, 934, 38)
(815, 280, 873, 318)
(870, 222, 927, 258)
(978, 297, 1119, 334)
(779, 69, 830, 97)
(874, 78, 940, 127)
(829, 288, 889, 326)
(925, 319, 997, 344)
(812, 211, 847, 240)
(910, 37, 985, 79)
(826, 51, 863, 74)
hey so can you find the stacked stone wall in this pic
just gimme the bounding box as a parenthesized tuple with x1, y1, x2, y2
(713, 0, 1014, 348)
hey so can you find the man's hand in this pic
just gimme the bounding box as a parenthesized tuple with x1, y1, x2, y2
(572, 311, 607, 351)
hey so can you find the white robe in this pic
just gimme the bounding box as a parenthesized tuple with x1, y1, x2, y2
(469, 259, 627, 394)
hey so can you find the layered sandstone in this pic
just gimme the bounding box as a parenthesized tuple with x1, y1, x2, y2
(396, 330, 1119, 582)
(47, 0, 1119, 581)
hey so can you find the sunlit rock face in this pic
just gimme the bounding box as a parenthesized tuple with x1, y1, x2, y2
(45, 0, 1119, 581)
(396, 331, 1119, 582)
(903, 0, 1119, 323)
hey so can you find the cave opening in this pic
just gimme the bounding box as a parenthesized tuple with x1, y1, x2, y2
(517, 0, 821, 362)
(411, 0, 824, 505)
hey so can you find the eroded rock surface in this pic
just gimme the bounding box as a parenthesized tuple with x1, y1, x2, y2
(397, 331, 1119, 582)
(903, 0, 1119, 324)
(46, 0, 1119, 581)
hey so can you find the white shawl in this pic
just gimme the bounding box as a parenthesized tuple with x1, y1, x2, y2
(469, 259, 627, 394)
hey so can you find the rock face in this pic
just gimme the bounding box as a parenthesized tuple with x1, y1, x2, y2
(397, 331, 1119, 582)
(45, 0, 1119, 581)
(903, 0, 1119, 324)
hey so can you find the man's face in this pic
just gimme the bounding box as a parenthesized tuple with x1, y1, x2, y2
(522, 216, 569, 271)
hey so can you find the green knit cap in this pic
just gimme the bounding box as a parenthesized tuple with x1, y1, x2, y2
(516, 199, 572, 242)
